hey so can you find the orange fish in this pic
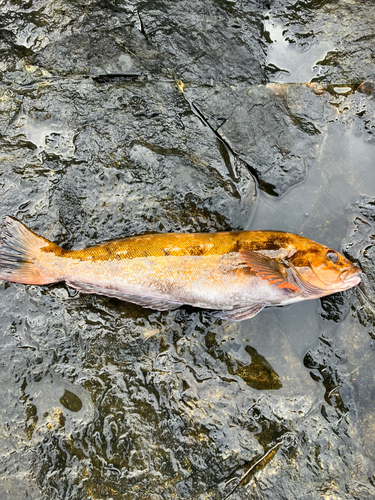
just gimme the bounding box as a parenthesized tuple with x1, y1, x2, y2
(0, 216, 361, 321)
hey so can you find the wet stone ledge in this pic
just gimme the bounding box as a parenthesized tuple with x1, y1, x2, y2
(0, 0, 375, 499)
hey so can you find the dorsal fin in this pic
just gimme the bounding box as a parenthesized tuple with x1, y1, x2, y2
(239, 250, 300, 292)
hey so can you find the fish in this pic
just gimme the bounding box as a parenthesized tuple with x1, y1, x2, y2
(0, 216, 362, 321)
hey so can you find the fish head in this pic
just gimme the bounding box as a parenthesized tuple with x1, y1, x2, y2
(289, 244, 362, 298)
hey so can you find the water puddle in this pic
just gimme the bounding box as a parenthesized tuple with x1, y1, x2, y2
(264, 17, 335, 83)
(237, 299, 322, 398)
(248, 125, 375, 250)
(14, 109, 75, 161)
(23, 375, 95, 437)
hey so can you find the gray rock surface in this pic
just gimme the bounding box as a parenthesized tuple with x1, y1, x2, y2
(0, 0, 375, 499)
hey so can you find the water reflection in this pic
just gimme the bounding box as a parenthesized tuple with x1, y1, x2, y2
(264, 17, 335, 83)
(205, 330, 282, 390)
(23, 376, 94, 437)
(60, 390, 83, 412)
(249, 111, 375, 250)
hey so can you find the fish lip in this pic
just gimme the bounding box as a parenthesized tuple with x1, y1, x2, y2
(340, 266, 362, 283)
(309, 264, 362, 290)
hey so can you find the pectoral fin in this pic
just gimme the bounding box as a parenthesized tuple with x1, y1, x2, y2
(209, 302, 268, 321)
(239, 251, 299, 292)
(66, 280, 183, 311)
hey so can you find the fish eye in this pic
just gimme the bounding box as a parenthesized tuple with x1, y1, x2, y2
(326, 250, 339, 263)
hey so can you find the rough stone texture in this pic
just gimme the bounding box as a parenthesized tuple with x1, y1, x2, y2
(185, 83, 326, 196)
(339, 197, 375, 463)
(0, 0, 375, 499)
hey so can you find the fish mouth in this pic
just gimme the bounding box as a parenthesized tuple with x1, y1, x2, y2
(339, 266, 362, 285)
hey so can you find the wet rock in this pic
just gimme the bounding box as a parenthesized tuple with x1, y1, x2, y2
(0, 79, 256, 244)
(34, 33, 145, 78)
(3, 0, 267, 85)
(344, 196, 375, 320)
(137, 0, 267, 86)
(186, 81, 375, 198)
(337, 197, 375, 462)
(0, 0, 375, 498)
(309, 196, 375, 466)
(186, 83, 326, 196)
(269, 0, 375, 85)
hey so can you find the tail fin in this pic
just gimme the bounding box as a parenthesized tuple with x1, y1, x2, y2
(0, 216, 61, 285)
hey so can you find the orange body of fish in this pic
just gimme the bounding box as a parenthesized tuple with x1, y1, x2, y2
(0, 216, 361, 321)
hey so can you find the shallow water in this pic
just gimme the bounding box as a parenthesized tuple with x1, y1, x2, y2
(0, 0, 375, 499)
(251, 124, 375, 244)
(264, 16, 335, 83)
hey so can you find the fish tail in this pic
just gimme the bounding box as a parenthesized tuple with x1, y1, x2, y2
(0, 216, 61, 285)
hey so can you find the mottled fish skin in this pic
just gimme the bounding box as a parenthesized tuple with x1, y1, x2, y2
(0, 216, 362, 321)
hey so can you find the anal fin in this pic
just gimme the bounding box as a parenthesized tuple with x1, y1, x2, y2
(66, 280, 183, 311)
(209, 302, 268, 322)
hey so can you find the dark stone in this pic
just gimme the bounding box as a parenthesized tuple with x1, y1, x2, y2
(0, 0, 375, 498)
